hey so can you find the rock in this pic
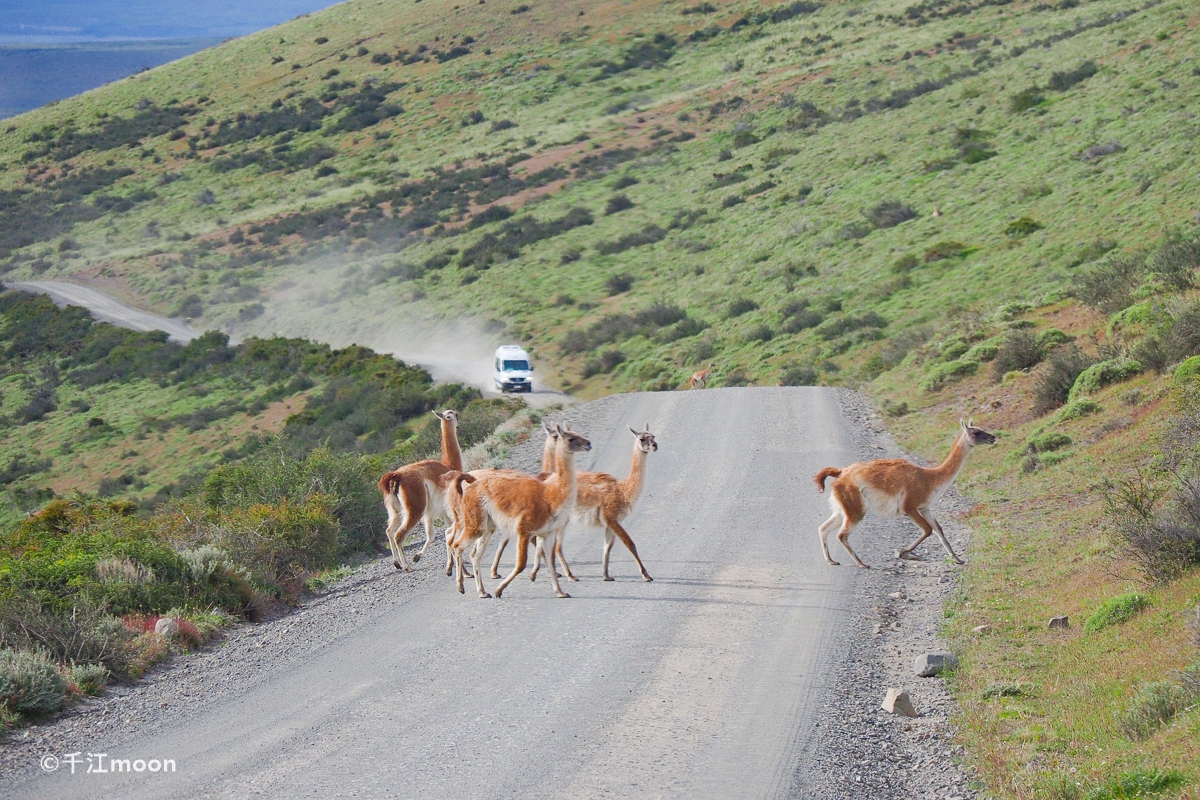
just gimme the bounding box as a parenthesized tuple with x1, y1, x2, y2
(881, 688, 918, 717)
(1048, 615, 1070, 629)
(972, 624, 991, 634)
(888, 591, 907, 600)
(154, 617, 180, 638)
(915, 652, 959, 677)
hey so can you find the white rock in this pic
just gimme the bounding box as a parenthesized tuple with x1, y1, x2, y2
(154, 617, 180, 638)
(973, 624, 992, 634)
(881, 688, 917, 717)
(888, 591, 907, 600)
(1048, 615, 1070, 629)
(915, 652, 959, 677)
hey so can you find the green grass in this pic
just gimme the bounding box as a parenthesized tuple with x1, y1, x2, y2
(1084, 592, 1151, 633)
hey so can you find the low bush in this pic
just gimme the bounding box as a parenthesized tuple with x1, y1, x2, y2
(924, 241, 967, 263)
(1068, 358, 1142, 403)
(992, 329, 1043, 380)
(921, 359, 979, 392)
(779, 365, 818, 386)
(1072, 253, 1148, 314)
(0, 648, 65, 716)
(604, 194, 634, 215)
(1027, 431, 1072, 453)
(1009, 88, 1044, 113)
(1104, 468, 1200, 582)
(815, 312, 887, 341)
(605, 273, 633, 295)
(1035, 345, 1092, 413)
(1117, 680, 1195, 740)
(728, 298, 759, 318)
(69, 662, 109, 695)
(893, 254, 919, 273)
(1056, 398, 1101, 420)
(1035, 328, 1073, 350)
(1005, 216, 1043, 237)
(747, 324, 774, 342)
(1083, 592, 1150, 633)
(864, 200, 916, 229)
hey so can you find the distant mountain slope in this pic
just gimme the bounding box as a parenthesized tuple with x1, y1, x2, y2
(0, 0, 1194, 395)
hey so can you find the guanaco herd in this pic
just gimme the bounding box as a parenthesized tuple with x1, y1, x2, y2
(377, 409, 995, 597)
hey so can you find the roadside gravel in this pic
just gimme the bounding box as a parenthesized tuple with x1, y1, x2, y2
(0, 389, 979, 799)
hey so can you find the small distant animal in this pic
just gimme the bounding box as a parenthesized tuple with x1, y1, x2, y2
(689, 363, 714, 389)
(931, 205, 942, 217)
(813, 419, 996, 568)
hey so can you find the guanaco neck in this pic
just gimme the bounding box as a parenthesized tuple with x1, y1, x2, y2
(929, 432, 972, 487)
(440, 417, 463, 471)
(540, 433, 557, 474)
(547, 436, 579, 509)
(619, 441, 649, 506)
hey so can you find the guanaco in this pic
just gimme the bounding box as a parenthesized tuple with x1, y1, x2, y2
(451, 424, 592, 598)
(813, 419, 995, 568)
(493, 423, 658, 583)
(689, 363, 714, 389)
(377, 409, 464, 571)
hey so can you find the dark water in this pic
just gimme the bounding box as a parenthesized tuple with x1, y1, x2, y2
(0, 40, 220, 119)
(0, 0, 342, 120)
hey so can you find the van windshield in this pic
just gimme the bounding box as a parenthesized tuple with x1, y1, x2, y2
(502, 359, 529, 372)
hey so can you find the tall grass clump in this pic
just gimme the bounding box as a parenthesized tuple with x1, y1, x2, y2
(1083, 593, 1150, 632)
(0, 648, 66, 716)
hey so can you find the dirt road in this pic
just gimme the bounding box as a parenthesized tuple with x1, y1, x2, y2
(3, 386, 967, 799)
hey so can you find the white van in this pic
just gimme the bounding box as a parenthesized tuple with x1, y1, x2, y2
(493, 345, 533, 393)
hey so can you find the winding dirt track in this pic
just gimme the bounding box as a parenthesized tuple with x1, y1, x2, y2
(8, 386, 885, 799)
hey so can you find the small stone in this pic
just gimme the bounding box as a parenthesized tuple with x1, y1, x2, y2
(973, 624, 991, 634)
(154, 617, 180, 638)
(915, 652, 959, 677)
(1048, 615, 1070, 629)
(888, 591, 907, 600)
(882, 688, 918, 717)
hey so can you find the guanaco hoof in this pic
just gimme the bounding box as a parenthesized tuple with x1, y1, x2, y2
(643, 575, 654, 582)
(557, 592, 571, 598)
(604, 576, 615, 582)
(393, 560, 402, 569)
(412, 553, 421, 562)
(897, 550, 921, 561)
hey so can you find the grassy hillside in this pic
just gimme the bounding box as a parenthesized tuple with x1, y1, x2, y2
(1, 0, 1199, 792)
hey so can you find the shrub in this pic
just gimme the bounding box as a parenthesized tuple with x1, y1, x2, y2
(1078, 142, 1124, 162)
(865, 200, 916, 229)
(747, 324, 774, 342)
(1072, 253, 1148, 313)
(489, 119, 516, 133)
(893, 254, 919, 273)
(0, 648, 65, 716)
(779, 365, 818, 386)
(815, 312, 887, 340)
(921, 359, 979, 392)
(728, 298, 759, 318)
(882, 399, 910, 417)
(1117, 681, 1194, 739)
(1035, 328, 1073, 350)
(604, 194, 634, 214)
(1057, 398, 1101, 420)
(992, 329, 1043, 380)
(1068, 358, 1142, 402)
(605, 273, 633, 295)
(1005, 216, 1043, 237)
(0, 595, 133, 673)
(69, 662, 109, 695)
(1149, 240, 1200, 290)
(1009, 88, 1044, 113)
(1047, 61, 1097, 91)
(964, 341, 1000, 362)
(1104, 469, 1200, 582)
(1174, 356, 1200, 386)
(595, 225, 666, 254)
(1083, 593, 1150, 633)
(582, 349, 626, 377)
(1027, 431, 1071, 453)
(722, 194, 745, 208)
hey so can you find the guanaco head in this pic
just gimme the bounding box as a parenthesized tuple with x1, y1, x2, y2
(433, 409, 459, 426)
(554, 423, 592, 453)
(959, 417, 997, 446)
(628, 422, 658, 453)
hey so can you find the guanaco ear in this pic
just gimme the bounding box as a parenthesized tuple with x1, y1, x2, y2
(432, 410, 445, 420)
(554, 422, 565, 435)
(967, 416, 975, 428)
(629, 426, 639, 437)
(959, 418, 967, 431)
(644, 421, 650, 432)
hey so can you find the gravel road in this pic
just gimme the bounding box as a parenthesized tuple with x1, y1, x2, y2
(4, 281, 200, 343)
(1, 387, 977, 799)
